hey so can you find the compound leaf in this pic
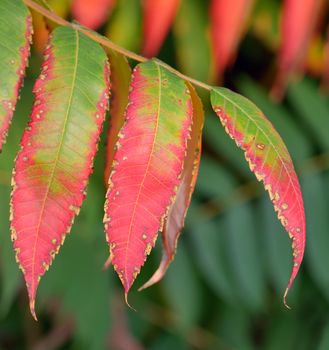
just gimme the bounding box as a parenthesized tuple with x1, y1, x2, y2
(10, 26, 110, 319)
(211, 87, 306, 306)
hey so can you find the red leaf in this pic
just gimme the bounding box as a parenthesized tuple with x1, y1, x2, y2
(0, 0, 32, 151)
(72, 0, 116, 30)
(10, 27, 110, 319)
(210, 0, 254, 80)
(104, 60, 192, 299)
(142, 0, 180, 57)
(211, 87, 306, 307)
(272, 0, 324, 99)
(139, 82, 204, 290)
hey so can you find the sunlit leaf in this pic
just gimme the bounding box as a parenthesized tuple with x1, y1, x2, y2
(10, 27, 110, 319)
(211, 87, 306, 306)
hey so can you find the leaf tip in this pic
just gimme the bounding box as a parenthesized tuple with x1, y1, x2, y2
(283, 288, 292, 310)
(124, 292, 137, 312)
(29, 299, 38, 321)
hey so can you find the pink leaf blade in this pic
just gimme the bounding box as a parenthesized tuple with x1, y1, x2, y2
(142, 0, 180, 57)
(210, 0, 254, 80)
(10, 27, 110, 319)
(0, 0, 32, 151)
(210, 87, 306, 307)
(72, 0, 116, 30)
(139, 82, 204, 291)
(272, 0, 324, 99)
(104, 60, 192, 297)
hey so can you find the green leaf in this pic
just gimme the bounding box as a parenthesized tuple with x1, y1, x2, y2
(288, 78, 329, 151)
(211, 87, 306, 306)
(0, 0, 32, 151)
(10, 26, 110, 319)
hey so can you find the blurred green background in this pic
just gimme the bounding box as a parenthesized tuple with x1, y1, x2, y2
(1, 0, 329, 349)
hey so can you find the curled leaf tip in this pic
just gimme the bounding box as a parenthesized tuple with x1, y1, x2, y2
(138, 258, 168, 292)
(29, 299, 38, 321)
(283, 288, 292, 310)
(103, 255, 112, 271)
(124, 292, 137, 312)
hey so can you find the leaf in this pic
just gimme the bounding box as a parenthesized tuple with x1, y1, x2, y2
(303, 171, 329, 302)
(142, 0, 180, 57)
(210, 87, 306, 306)
(224, 201, 266, 311)
(10, 26, 110, 319)
(139, 82, 204, 290)
(104, 59, 192, 298)
(271, 0, 324, 98)
(173, 0, 211, 82)
(104, 50, 131, 185)
(71, 0, 116, 30)
(287, 79, 329, 152)
(0, 0, 32, 152)
(209, 0, 254, 80)
(105, 0, 141, 53)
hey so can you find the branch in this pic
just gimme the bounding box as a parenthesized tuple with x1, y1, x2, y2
(23, 0, 212, 91)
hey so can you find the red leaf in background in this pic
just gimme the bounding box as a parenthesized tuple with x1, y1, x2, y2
(72, 0, 116, 30)
(210, 0, 254, 80)
(142, 0, 180, 57)
(272, 0, 324, 99)
(139, 82, 204, 291)
(104, 60, 192, 299)
(10, 27, 110, 319)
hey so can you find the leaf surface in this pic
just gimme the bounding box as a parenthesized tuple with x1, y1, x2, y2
(142, 0, 180, 57)
(210, 0, 254, 79)
(0, 0, 32, 152)
(10, 26, 110, 319)
(272, 0, 324, 98)
(139, 82, 204, 290)
(104, 50, 131, 184)
(104, 60, 192, 297)
(72, 0, 116, 30)
(211, 87, 305, 306)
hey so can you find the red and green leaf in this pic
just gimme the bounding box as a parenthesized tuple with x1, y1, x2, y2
(142, 0, 180, 57)
(10, 26, 110, 319)
(272, 0, 324, 98)
(139, 82, 204, 291)
(72, 0, 116, 30)
(210, 87, 305, 306)
(210, 0, 254, 80)
(104, 60, 192, 298)
(0, 0, 32, 151)
(104, 50, 131, 185)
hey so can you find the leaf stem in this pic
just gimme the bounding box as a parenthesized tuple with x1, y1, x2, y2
(23, 0, 212, 91)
